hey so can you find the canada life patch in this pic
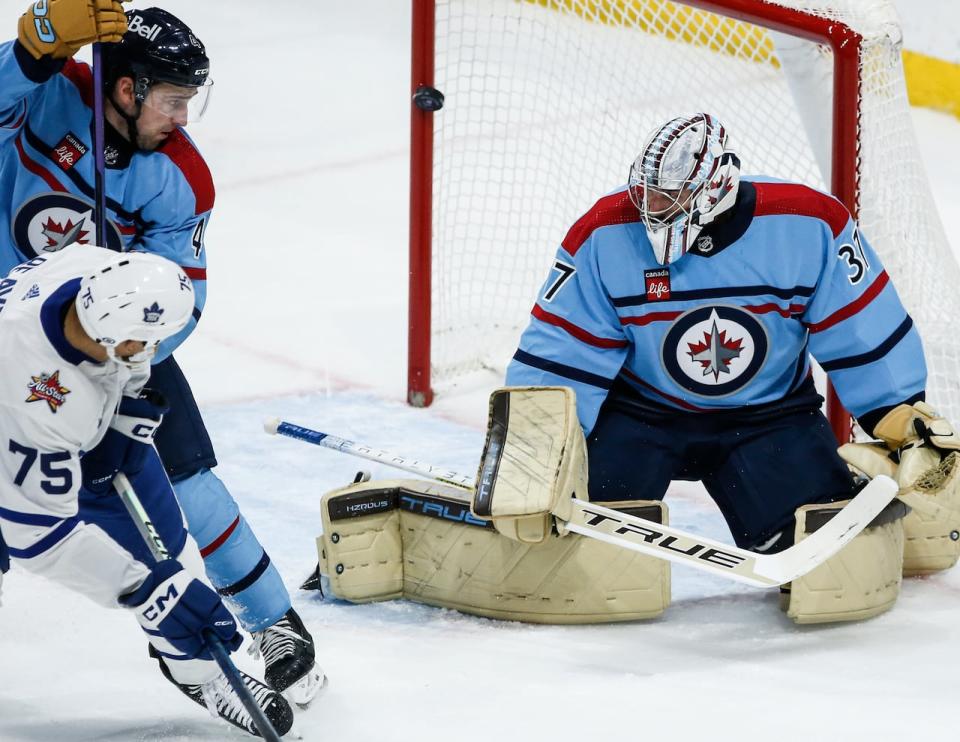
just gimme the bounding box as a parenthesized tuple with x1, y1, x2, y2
(645, 268, 671, 302)
(26, 370, 71, 413)
(51, 133, 88, 172)
(661, 305, 768, 397)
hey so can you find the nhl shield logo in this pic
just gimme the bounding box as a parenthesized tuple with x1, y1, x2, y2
(661, 305, 768, 397)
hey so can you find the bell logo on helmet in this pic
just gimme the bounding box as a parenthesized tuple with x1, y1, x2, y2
(127, 15, 162, 42)
(142, 302, 164, 324)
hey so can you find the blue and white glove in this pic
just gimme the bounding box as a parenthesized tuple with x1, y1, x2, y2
(80, 390, 169, 493)
(119, 559, 242, 661)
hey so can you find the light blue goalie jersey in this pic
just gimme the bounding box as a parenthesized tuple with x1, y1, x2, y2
(0, 40, 212, 361)
(506, 179, 926, 435)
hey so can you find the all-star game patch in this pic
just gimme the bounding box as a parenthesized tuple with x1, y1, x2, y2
(661, 304, 768, 397)
(26, 370, 71, 413)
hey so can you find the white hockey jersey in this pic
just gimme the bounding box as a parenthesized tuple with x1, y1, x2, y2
(0, 245, 150, 605)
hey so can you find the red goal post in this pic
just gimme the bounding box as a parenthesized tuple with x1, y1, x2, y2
(408, 0, 958, 442)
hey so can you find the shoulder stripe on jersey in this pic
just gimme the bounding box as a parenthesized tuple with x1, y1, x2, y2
(561, 190, 640, 256)
(621, 368, 708, 412)
(532, 304, 628, 348)
(819, 315, 913, 372)
(5, 517, 80, 559)
(15, 132, 66, 192)
(612, 283, 815, 308)
(753, 182, 850, 238)
(513, 349, 614, 389)
(61, 59, 93, 108)
(621, 310, 683, 327)
(804, 271, 889, 333)
(158, 130, 215, 215)
(1, 102, 26, 129)
(182, 266, 207, 281)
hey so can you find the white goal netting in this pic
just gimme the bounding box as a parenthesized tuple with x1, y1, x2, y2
(423, 0, 960, 423)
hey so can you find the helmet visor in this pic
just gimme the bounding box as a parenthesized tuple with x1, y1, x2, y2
(142, 80, 213, 123)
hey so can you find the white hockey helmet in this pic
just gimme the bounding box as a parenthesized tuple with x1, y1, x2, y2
(628, 113, 741, 265)
(76, 251, 194, 365)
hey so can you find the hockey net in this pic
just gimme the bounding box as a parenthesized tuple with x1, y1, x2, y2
(408, 0, 960, 435)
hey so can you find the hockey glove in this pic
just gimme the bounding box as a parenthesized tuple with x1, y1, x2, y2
(841, 402, 960, 488)
(18, 0, 127, 61)
(120, 559, 242, 661)
(80, 390, 168, 494)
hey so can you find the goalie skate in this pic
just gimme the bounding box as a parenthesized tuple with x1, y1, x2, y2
(157, 656, 294, 737)
(250, 607, 327, 707)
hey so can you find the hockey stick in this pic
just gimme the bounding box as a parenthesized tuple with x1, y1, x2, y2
(113, 473, 282, 742)
(265, 417, 899, 588)
(91, 43, 107, 244)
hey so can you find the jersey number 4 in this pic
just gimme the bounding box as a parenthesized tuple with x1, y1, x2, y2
(8, 440, 72, 495)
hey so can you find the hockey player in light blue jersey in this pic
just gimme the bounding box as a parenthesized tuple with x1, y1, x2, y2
(0, 1, 321, 704)
(506, 112, 959, 559)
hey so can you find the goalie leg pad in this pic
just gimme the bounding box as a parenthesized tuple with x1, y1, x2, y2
(783, 498, 907, 624)
(473, 387, 588, 544)
(319, 479, 669, 623)
(900, 452, 960, 575)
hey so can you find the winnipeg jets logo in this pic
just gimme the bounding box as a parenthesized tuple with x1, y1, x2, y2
(686, 318, 743, 381)
(12, 193, 123, 257)
(40, 216, 89, 250)
(26, 370, 71, 413)
(143, 302, 164, 323)
(661, 306, 768, 397)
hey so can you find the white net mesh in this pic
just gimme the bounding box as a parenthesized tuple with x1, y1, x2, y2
(425, 0, 960, 424)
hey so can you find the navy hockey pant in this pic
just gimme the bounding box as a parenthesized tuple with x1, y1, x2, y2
(586, 398, 856, 550)
(148, 356, 291, 632)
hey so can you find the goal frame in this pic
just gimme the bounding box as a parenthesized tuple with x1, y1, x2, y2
(408, 0, 861, 442)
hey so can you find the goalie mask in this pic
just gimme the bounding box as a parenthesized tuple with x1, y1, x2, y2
(76, 252, 195, 368)
(628, 113, 741, 265)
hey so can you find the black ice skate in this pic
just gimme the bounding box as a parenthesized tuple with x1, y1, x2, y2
(250, 607, 326, 707)
(157, 655, 294, 737)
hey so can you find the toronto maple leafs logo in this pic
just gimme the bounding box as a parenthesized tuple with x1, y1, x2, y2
(143, 302, 164, 323)
(661, 305, 768, 397)
(26, 370, 71, 413)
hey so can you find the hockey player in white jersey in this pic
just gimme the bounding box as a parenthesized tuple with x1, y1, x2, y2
(0, 244, 293, 736)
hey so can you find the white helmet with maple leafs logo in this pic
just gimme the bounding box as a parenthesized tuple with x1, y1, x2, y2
(76, 251, 194, 366)
(627, 113, 741, 265)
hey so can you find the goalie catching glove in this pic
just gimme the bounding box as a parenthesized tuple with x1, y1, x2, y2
(18, 0, 127, 61)
(840, 402, 960, 574)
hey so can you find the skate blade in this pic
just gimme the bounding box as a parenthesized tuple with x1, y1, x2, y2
(283, 667, 328, 709)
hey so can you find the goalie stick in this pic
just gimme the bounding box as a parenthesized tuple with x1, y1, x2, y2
(112, 473, 283, 742)
(265, 418, 899, 588)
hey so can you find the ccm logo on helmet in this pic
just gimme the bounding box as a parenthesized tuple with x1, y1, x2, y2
(127, 15, 162, 42)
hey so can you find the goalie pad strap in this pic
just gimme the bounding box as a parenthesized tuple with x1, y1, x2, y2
(319, 479, 670, 624)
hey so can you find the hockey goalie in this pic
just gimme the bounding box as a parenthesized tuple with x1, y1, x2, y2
(312, 115, 960, 625)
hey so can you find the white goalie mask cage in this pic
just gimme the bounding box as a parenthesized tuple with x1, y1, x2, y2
(628, 113, 741, 265)
(76, 252, 195, 366)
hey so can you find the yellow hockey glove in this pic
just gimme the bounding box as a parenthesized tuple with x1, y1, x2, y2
(18, 0, 127, 61)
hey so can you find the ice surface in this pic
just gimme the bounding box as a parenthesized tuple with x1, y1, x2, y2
(0, 2, 958, 740)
